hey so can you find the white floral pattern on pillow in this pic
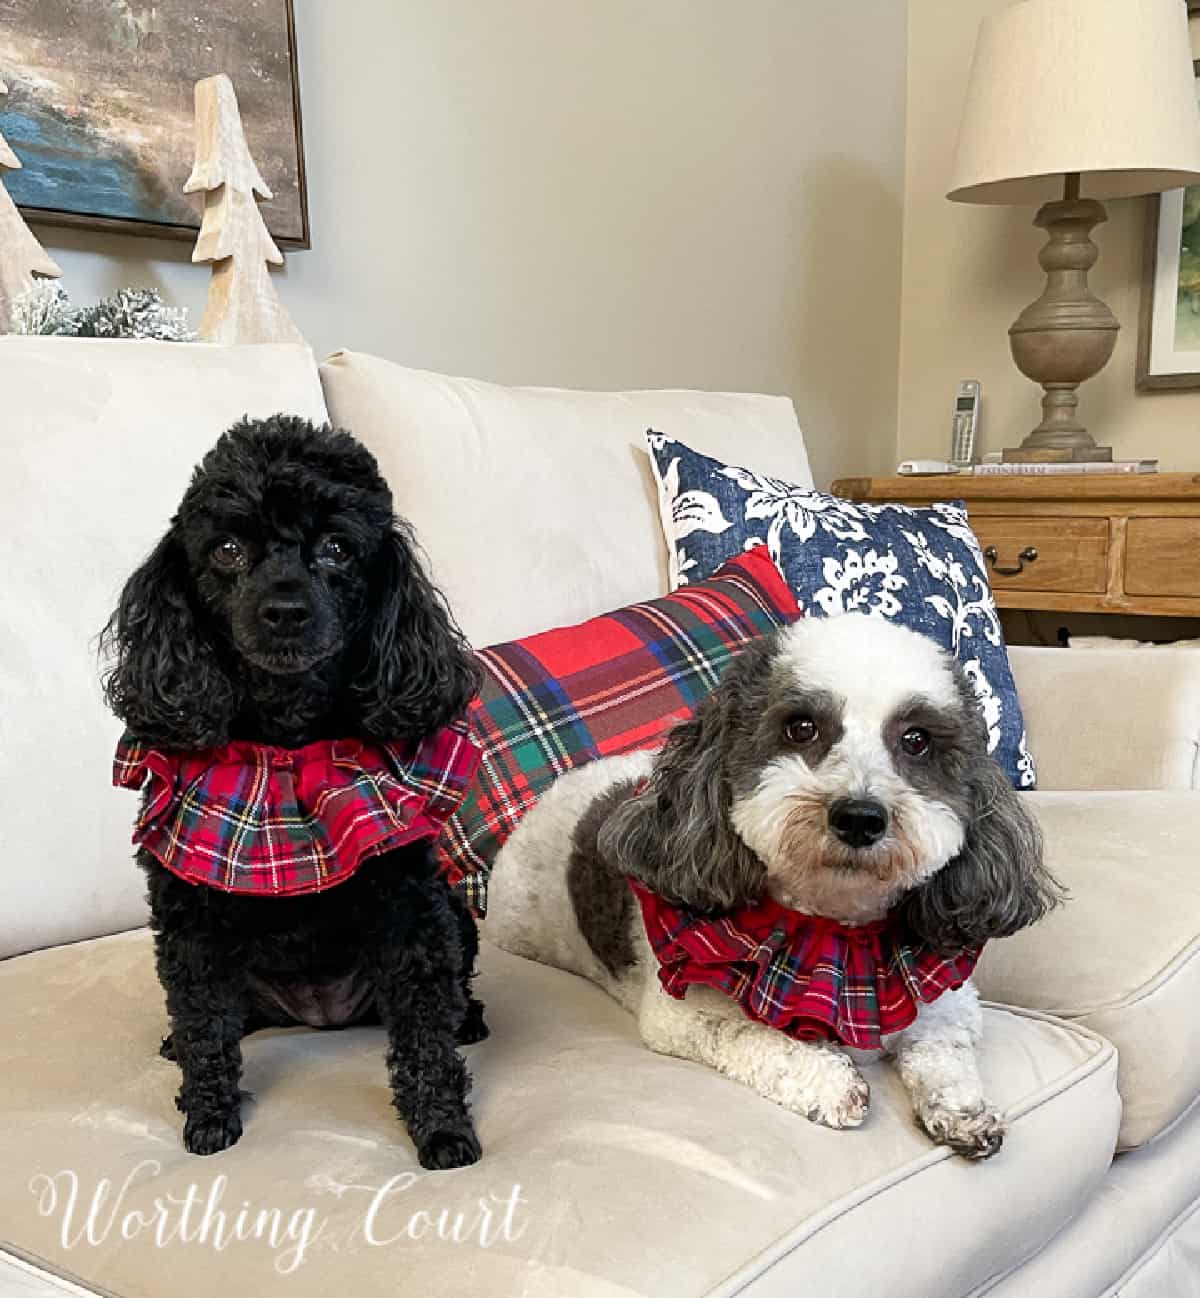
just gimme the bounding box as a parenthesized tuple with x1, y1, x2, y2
(648, 432, 1036, 789)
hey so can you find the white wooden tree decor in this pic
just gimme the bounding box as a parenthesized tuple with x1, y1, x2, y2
(0, 80, 63, 334)
(184, 74, 303, 345)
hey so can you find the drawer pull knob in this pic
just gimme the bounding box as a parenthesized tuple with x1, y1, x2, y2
(984, 545, 1038, 576)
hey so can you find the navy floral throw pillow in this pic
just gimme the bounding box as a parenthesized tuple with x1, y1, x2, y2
(647, 432, 1036, 789)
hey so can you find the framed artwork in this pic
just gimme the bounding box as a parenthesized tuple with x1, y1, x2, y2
(1138, 14, 1200, 389)
(1138, 62, 1200, 391)
(0, 0, 309, 249)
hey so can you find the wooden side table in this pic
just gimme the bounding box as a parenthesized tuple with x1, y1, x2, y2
(830, 473, 1200, 619)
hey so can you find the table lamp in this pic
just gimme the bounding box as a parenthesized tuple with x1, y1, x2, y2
(948, 0, 1200, 462)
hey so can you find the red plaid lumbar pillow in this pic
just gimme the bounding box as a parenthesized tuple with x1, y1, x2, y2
(439, 546, 800, 914)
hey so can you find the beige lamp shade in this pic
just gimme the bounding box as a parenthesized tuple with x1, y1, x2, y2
(948, 0, 1200, 205)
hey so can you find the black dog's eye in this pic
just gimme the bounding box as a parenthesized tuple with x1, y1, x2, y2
(784, 716, 819, 746)
(315, 535, 351, 566)
(900, 727, 932, 758)
(210, 539, 247, 572)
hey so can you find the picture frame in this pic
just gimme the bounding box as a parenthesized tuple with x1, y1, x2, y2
(1138, 13, 1200, 388)
(0, 0, 309, 250)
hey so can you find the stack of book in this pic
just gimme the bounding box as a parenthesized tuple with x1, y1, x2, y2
(971, 459, 1159, 476)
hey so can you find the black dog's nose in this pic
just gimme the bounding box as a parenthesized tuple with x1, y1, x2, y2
(829, 798, 889, 848)
(259, 597, 312, 633)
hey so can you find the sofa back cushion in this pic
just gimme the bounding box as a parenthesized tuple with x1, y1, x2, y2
(0, 338, 329, 958)
(318, 350, 812, 647)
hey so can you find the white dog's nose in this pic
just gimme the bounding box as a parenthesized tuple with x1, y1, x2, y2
(828, 797, 889, 848)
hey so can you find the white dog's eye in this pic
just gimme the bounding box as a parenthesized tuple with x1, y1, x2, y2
(784, 717, 818, 745)
(900, 726, 932, 758)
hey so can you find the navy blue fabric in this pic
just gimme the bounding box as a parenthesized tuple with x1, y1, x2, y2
(648, 432, 1035, 788)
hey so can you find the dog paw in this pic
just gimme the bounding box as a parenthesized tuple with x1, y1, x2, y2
(183, 1110, 243, 1156)
(804, 1060, 871, 1130)
(775, 1048, 870, 1129)
(456, 1002, 490, 1046)
(919, 1103, 1005, 1160)
(416, 1126, 482, 1170)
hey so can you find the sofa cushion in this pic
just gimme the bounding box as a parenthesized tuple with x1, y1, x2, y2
(646, 432, 1035, 790)
(983, 1086, 1200, 1298)
(0, 929, 1115, 1298)
(439, 547, 800, 913)
(0, 338, 329, 959)
(317, 351, 812, 647)
(976, 791, 1200, 1150)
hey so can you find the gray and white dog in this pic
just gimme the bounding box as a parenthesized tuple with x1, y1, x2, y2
(486, 614, 1059, 1158)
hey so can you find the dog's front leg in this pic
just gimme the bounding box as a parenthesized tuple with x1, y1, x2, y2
(447, 885, 489, 1046)
(636, 982, 869, 1128)
(369, 900, 481, 1171)
(889, 983, 1004, 1159)
(154, 927, 248, 1156)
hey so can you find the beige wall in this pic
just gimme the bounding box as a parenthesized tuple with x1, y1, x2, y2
(29, 1, 907, 489)
(900, 0, 1199, 470)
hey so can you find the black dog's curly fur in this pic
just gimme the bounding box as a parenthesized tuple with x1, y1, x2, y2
(102, 416, 486, 1168)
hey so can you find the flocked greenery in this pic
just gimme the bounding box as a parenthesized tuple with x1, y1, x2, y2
(10, 282, 195, 341)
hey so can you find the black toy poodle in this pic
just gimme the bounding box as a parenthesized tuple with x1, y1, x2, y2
(102, 415, 487, 1169)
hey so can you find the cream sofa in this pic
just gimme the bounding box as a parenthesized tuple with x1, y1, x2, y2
(2, 338, 1199, 1298)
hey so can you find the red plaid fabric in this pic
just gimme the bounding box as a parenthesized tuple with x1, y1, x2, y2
(113, 722, 481, 897)
(436, 547, 801, 914)
(629, 879, 982, 1050)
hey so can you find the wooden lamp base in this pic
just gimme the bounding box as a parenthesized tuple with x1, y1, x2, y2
(1004, 179, 1118, 464)
(1002, 439, 1114, 464)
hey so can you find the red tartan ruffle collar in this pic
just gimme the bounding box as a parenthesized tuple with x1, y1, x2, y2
(113, 723, 481, 897)
(628, 878, 981, 1050)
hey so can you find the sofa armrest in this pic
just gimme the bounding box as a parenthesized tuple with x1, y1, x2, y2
(1009, 646, 1200, 791)
(975, 790, 1200, 1149)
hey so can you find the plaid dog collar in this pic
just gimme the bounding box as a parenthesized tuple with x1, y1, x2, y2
(628, 878, 981, 1050)
(113, 723, 481, 897)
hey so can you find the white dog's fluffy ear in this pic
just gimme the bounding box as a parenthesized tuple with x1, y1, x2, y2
(900, 757, 1061, 950)
(598, 659, 766, 913)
